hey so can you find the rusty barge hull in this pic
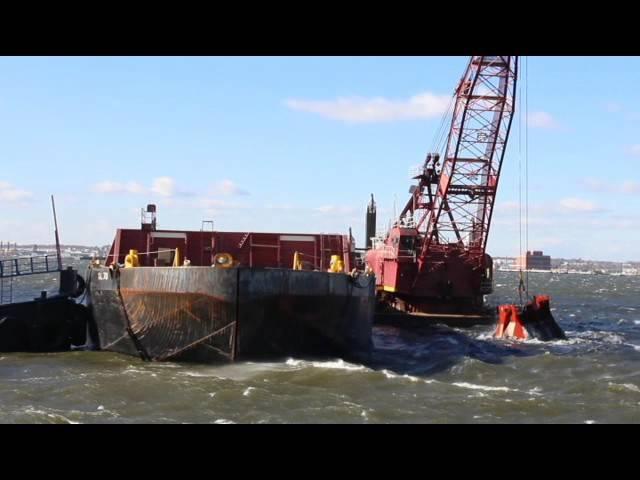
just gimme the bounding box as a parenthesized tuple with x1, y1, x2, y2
(87, 266, 375, 362)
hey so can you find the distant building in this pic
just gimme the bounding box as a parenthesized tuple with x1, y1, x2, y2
(514, 251, 551, 271)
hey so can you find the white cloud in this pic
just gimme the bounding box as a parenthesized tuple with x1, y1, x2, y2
(92, 181, 145, 194)
(627, 144, 640, 156)
(264, 203, 296, 211)
(92, 177, 181, 197)
(535, 236, 566, 247)
(603, 102, 640, 121)
(198, 198, 248, 218)
(0, 181, 33, 202)
(604, 101, 623, 113)
(581, 177, 640, 194)
(581, 178, 608, 192)
(285, 91, 450, 123)
(92, 181, 117, 193)
(127, 182, 145, 194)
(199, 198, 235, 209)
(527, 111, 559, 129)
(151, 177, 175, 197)
(212, 179, 249, 196)
(559, 197, 600, 213)
(621, 181, 640, 193)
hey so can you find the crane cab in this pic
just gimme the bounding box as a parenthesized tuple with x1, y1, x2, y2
(388, 227, 418, 260)
(365, 225, 420, 296)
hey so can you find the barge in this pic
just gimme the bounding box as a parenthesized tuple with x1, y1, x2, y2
(86, 205, 375, 362)
(0, 267, 88, 352)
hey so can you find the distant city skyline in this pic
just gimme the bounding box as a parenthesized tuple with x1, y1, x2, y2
(2, 242, 639, 267)
(1, 56, 639, 261)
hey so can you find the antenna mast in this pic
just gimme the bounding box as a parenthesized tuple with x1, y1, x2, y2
(51, 195, 62, 271)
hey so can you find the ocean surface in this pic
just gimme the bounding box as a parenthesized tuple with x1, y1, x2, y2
(1, 263, 639, 424)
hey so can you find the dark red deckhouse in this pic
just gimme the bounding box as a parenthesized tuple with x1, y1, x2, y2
(106, 204, 355, 272)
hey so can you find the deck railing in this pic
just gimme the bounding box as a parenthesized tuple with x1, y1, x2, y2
(0, 255, 63, 304)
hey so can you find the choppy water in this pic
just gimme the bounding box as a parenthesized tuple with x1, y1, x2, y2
(2, 265, 639, 423)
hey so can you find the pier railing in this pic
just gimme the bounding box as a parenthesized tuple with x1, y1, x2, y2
(0, 255, 62, 304)
(0, 255, 62, 279)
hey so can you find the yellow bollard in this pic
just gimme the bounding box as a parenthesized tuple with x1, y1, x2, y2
(292, 251, 303, 270)
(328, 255, 344, 273)
(124, 249, 139, 268)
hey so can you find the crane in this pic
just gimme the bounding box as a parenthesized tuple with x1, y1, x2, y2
(365, 56, 518, 315)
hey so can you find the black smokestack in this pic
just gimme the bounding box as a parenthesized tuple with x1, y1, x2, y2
(366, 194, 376, 249)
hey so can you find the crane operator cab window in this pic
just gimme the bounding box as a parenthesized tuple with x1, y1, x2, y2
(399, 235, 415, 252)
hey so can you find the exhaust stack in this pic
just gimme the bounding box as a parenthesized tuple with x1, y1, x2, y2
(365, 194, 376, 249)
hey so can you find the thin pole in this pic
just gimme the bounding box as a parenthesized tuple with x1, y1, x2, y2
(51, 195, 62, 271)
(525, 57, 530, 295)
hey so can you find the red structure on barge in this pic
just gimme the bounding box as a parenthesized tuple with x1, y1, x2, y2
(106, 205, 355, 272)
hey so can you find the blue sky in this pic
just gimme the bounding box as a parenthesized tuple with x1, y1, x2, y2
(1, 56, 639, 261)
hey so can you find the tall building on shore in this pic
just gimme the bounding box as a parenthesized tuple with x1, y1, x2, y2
(514, 251, 551, 271)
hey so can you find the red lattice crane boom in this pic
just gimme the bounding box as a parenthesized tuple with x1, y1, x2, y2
(365, 56, 518, 315)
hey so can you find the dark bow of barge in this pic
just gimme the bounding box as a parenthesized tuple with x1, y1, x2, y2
(88, 266, 374, 362)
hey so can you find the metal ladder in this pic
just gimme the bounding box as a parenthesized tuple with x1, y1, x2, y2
(238, 232, 251, 249)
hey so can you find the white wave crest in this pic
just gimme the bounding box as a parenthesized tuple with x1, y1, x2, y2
(179, 371, 229, 380)
(285, 358, 367, 372)
(214, 419, 235, 424)
(452, 382, 512, 392)
(243, 387, 255, 396)
(381, 369, 420, 382)
(24, 407, 79, 424)
(452, 382, 543, 396)
(608, 382, 640, 393)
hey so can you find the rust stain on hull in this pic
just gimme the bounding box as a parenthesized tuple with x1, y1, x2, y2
(88, 266, 375, 363)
